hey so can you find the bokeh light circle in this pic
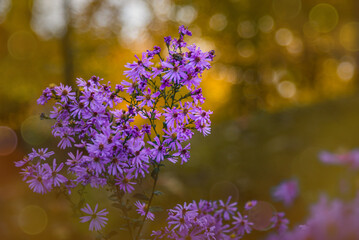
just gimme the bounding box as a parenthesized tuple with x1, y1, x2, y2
(0, 126, 17, 156)
(176, 5, 197, 25)
(210, 181, 239, 202)
(237, 20, 256, 39)
(309, 3, 338, 33)
(7, 31, 37, 60)
(258, 15, 274, 33)
(340, 22, 359, 52)
(21, 115, 52, 145)
(277, 81, 296, 98)
(337, 61, 355, 81)
(275, 28, 293, 46)
(246, 201, 276, 231)
(18, 205, 48, 235)
(287, 37, 303, 55)
(209, 13, 227, 31)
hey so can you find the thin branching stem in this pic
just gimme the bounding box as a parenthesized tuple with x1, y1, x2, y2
(135, 167, 160, 240)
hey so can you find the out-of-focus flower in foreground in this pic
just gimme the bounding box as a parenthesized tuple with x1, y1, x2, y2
(272, 179, 299, 207)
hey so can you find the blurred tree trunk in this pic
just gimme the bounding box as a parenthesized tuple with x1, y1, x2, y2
(62, 0, 74, 86)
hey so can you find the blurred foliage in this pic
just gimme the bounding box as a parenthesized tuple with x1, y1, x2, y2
(1, 0, 359, 239)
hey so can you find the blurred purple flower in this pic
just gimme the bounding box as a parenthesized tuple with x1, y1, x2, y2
(272, 179, 299, 207)
(319, 149, 359, 169)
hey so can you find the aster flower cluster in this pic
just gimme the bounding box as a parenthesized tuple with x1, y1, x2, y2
(15, 148, 67, 194)
(266, 193, 359, 240)
(17, 25, 213, 193)
(16, 26, 215, 235)
(152, 197, 286, 240)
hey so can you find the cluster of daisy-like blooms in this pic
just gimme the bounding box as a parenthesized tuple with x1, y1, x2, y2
(267, 193, 359, 240)
(16, 26, 215, 231)
(152, 197, 289, 239)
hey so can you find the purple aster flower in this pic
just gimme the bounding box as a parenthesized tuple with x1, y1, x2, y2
(191, 88, 205, 104)
(162, 61, 187, 84)
(80, 203, 109, 231)
(179, 25, 192, 36)
(124, 52, 153, 81)
(217, 196, 237, 221)
(183, 74, 201, 89)
(232, 212, 253, 236)
(26, 164, 52, 194)
(164, 36, 172, 45)
(45, 159, 67, 187)
(162, 128, 182, 151)
(168, 203, 197, 232)
(147, 46, 161, 58)
(19, 165, 34, 181)
(29, 148, 54, 161)
(76, 77, 92, 90)
(55, 128, 75, 149)
(148, 136, 167, 163)
(107, 154, 125, 176)
(134, 201, 155, 220)
(190, 107, 212, 125)
(15, 155, 33, 167)
(177, 125, 194, 141)
(195, 121, 211, 136)
(37, 88, 52, 105)
(115, 170, 136, 193)
(190, 199, 215, 216)
(66, 151, 84, 168)
(70, 100, 88, 118)
(163, 107, 183, 128)
(173, 143, 191, 164)
(89, 75, 103, 86)
(244, 200, 257, 210)
(186, 44, 211, 70)
(54, 83, 75, 103)
(86, 133, 112, 158)
(272, 179, 299, 207)
(160, 77, 172, 90)
(136, 88, 160, 108)
(85, 155, 108, 175)
(121, 80, 139, 94)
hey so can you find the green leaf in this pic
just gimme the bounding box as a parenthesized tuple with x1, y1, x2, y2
(151, 167, 159, 180)
(154, 191, 163, 196)
(132, 193, 150, 201)
(149, 206, 163, 212)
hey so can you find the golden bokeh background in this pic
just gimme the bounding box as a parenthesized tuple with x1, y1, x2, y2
(1, 0, 359, 239)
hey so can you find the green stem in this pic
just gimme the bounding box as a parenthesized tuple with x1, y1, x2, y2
(122, 204, 135, 240)
(135, 167, 159, 240)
